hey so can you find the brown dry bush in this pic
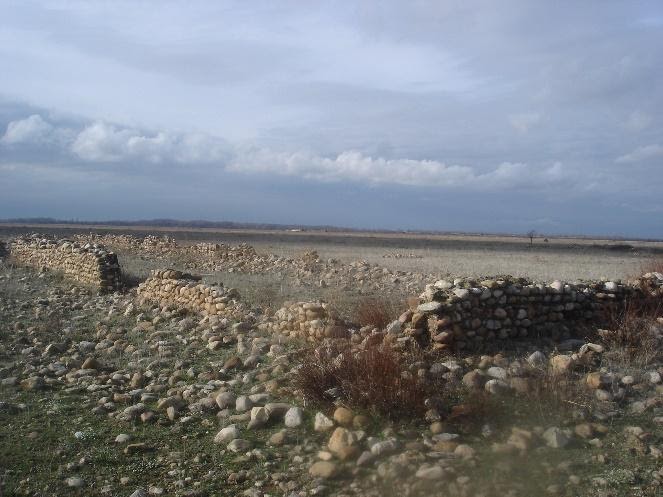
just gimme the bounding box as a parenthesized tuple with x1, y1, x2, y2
(601, 295, 662, 366)
(352, 297, 399, 329)
(293, 343, 441, 419)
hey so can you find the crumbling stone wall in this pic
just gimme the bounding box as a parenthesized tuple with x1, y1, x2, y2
(10, 235, 122, 291)
(404, 274, 663, 351)
(259, 302, 349, 341)
(137, 269, 246, 319)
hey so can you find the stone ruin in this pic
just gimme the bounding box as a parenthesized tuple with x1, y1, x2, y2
(134, 264, 662, 352)
(259, 301, 349, 341)
(402, 274, 663, 351)
(6, 232, 662, 352)
(9, 235, 122, 292)
(136, 269, 246, 320)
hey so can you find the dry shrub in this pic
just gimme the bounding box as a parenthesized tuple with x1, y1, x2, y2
(521, 368, 594, 421)
(352, 297, 398, 329)
(293, 344, 440, 419)
(602, 296, 662, 366)
(640, 256, 663, 275)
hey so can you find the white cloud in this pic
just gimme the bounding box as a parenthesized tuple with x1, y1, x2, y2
(1, 114, 54, 144)
(70, 121, 231, 164)
(4, 113, 570, 192)
(616, 144, 663, 163)
(71, 122, 135, 161)
(229, 148, 567, 190)
(508, 113, 541, 133)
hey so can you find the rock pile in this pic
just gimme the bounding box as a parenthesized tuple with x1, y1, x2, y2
(260, 302, 349, 341)
(137, 269, 245, 319)
(10, 235, 122, 292)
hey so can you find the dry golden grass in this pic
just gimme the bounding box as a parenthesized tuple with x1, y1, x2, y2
(640, 256, 663, 275)
(352, 297, 398, 329)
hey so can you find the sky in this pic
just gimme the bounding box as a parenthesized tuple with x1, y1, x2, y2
(1, 1, 662, 238)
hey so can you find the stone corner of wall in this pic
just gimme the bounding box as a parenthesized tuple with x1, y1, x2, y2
(8, 234, 122, 292)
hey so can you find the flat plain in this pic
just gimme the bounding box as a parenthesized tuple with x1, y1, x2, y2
(2, 223, 661, 282)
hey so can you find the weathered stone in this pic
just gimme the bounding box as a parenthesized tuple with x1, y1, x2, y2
(328, 427, 358, 460)
(333, 407, 354, 427)
(417, 302, 443, 313)
(227, 438, 251, 453)
(309, 461, 339, 479)
(314, 412, 335, 432)
(247, 406, 269, 429)
(284, 407, 304, 428)
(543, 427, 571, 448)
(415, 464, 447, 480)
(214, 425, 240, 444)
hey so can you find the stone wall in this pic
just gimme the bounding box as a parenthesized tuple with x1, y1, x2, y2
(402, 274, 663, 352)
(259, 301, 349, 341)
(136, 269, 246, 319)
(10, 235, 122, 291)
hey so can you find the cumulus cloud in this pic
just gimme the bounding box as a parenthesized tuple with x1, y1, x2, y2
(70, 121, 231, 164)
(3, 113, 571, 192)
(0, 114, 231, 165)
(229, 148, 567, 190)
(616, 144, 663, 163)
(1, 114, 54, 144)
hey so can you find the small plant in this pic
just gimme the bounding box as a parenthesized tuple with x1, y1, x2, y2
(293, 343, 441, 419)
(352, 296, 398, 329)
(601, 296, 662, 366)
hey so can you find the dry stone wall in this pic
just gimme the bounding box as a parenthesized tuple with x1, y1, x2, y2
(259, 302, 349, 341)
(403, 273, 663, 352)
(137, 269, 246, 319)
(10, 235, 122, 291)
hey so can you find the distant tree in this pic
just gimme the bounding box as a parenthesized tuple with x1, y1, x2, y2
(527, 230, 536, 246)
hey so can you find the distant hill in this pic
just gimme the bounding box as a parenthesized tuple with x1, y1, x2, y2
(1, 217, 662, 242)
(0, 217, 358, 233)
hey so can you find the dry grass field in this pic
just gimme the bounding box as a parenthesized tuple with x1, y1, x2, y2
(2, 223, 661, 281)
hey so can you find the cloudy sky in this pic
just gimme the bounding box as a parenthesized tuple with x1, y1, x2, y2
(1, 1, 662, 237)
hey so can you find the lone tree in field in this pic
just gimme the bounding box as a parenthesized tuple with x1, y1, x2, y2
(527, 230, 536, 246)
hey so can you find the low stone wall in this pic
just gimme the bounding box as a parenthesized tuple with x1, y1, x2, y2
(404, 274, 663, 351)
(259, 302, 349, 341)
(136, 269, 245, 319)
(10, 235, 122, 291)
